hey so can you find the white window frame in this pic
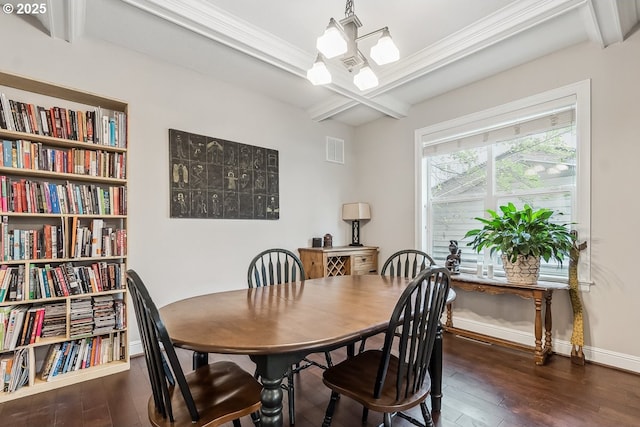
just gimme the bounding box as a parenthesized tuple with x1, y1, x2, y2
(414, 80, 592, 291)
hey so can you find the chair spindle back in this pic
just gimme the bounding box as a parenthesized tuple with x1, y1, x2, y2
(374, 266, 450, 401)
(126, 270, 199, 423)
(381, 249, 436, 279)
(247, 248, 305, 287)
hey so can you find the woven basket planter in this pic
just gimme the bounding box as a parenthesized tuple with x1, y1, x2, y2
(501, 254, 540, 285)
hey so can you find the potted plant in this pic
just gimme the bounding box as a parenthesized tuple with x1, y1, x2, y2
(464, 203, 574, 284)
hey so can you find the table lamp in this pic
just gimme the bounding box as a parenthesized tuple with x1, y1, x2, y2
(342, 202, 371, 246)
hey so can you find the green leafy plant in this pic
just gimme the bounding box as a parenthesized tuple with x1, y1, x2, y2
(464, 203, 575, 266)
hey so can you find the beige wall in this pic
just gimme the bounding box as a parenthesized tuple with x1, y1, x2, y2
(3, 11, 639, 372)
(0, 14, 359, 345)
(355, 31, 640, 371)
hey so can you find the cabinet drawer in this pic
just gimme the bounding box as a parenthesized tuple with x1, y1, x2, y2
(352, 253, 377, 274)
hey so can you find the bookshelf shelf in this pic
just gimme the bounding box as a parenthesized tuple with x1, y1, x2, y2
(0, 71, 129, 402)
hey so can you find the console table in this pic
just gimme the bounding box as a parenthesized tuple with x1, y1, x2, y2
(444, 274, 569, 365)
(298, 246, 378, 279)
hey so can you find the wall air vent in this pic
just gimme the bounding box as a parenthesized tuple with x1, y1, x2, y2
(326, 137, 344, 164)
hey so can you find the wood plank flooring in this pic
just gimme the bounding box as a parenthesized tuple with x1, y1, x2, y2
(0, 334, 638, 426)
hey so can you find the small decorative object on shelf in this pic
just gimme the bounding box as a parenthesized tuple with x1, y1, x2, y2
(476, 260, 484, 278)
(445, 240, 461, 274)
(312, 237, 322, 248)
(323, 233, 333, 248)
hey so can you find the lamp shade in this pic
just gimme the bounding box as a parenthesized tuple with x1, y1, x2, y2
(317, 18, 348, 59)
(370, 28, 399, 65)
(342, 202, 371, 220)
(307, 55, 332, 85)
(353, 65, 378, 90)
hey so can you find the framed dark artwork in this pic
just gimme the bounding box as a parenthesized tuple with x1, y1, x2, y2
(169, 129, 279, 219)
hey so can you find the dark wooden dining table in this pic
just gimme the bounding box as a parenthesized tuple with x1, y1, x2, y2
(159, 274, 450, 427)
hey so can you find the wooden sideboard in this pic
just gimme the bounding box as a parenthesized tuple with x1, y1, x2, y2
(298, 246, 379, 279)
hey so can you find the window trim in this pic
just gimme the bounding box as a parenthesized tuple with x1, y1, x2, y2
(414, 80, 591, 291)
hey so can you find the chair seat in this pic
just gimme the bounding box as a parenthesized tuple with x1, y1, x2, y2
(323, 350, 431, 414)
(148, 361, 262, 427)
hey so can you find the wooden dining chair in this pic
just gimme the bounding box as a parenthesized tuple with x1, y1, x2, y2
(247, 248, 332, 425)
(126, 269, 262, 427)
(321, 266, 451, 427)
(247, 248, 305, 287)
(381, 249, 436, 278)
(355, 249, 437, 355)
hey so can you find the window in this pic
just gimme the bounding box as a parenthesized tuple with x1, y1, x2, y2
(415, 81, 591, 288)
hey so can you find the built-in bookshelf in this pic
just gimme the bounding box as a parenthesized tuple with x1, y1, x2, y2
(0, 71, 129, 401)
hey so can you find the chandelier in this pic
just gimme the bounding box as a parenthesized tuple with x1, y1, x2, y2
(306, 0, 400, 91)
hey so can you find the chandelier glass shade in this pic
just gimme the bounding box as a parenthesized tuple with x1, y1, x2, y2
(307, 1, 399, 90)
(307, 54, 332, 85)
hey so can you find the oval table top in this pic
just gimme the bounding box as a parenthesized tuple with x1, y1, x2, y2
(159, 274, 413, 355)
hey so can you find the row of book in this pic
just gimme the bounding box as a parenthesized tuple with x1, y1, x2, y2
(1, 223, 64, 261)
(0, 176, 127, 215)
(0, 261, 125, 302)
(71, 218, 127, 259)
(0, 295, 124, 352)
(0, 304, 65, 351)
(69, 295, 124, 338)
(0, 219, 126, 262)
(1, 139, 126, 179)
(0, 348, 28, 393)
(0, 93, 127, 148)
(40, 332, 125, 382)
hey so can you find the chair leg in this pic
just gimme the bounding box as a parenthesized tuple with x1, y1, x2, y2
(322, 391, 340, 427)
(287, 369, 295, 425)
(358, 337, 368, 354)
(362, 407, 369, 424)
(324, 351, 333, 368)
(383, 412, 393, 427)
(420, 402, 434, 427)
(233, 420, 242, 427)
(250, 411, 262, 426)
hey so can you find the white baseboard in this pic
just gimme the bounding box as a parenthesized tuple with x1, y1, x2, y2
(450, 317, 640, 374)
(129, 340, 143, 357)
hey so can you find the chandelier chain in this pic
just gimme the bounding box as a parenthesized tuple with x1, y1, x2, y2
(345, 0, 354, 18)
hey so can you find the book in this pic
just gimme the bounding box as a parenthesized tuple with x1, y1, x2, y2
(40, 343, 61, 380)
(47, 342, 67, 381)
(70, 216, 78, 258)
(62, 262, 81, 295)
(33, 307, 45, 343)
(22, 307, 38, 346)
(0, 94, 14, 131)
(8, 305, 27, 350)
(90, 219, 104, 257)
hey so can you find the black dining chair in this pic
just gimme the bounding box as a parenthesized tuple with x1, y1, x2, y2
(126, 269, 262, 427)
(247, 248, 333, 426)
(356, 249, 436, 354)
(381, 249, 436, 278)
(380, 249, 456, 414)
(321, 266, 451, 427)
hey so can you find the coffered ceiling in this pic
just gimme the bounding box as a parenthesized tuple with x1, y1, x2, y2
(8, 0, 639, 126)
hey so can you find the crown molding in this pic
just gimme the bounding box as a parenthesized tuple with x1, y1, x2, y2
(312, 0, 592, 120)
(123, 0, 408, 119)
(35, 0, 86, 42)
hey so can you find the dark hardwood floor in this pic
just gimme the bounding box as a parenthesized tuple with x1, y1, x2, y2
(1, 334, 638, 427)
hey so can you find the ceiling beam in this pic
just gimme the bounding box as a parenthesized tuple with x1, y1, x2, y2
(582, 0, 640, 47)
(122, 0, 409, 120)
(311, 0, 592, 120)
(36, 0, 87, 42)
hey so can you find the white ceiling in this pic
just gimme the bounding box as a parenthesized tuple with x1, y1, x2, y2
(8, 0, 640, 126)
